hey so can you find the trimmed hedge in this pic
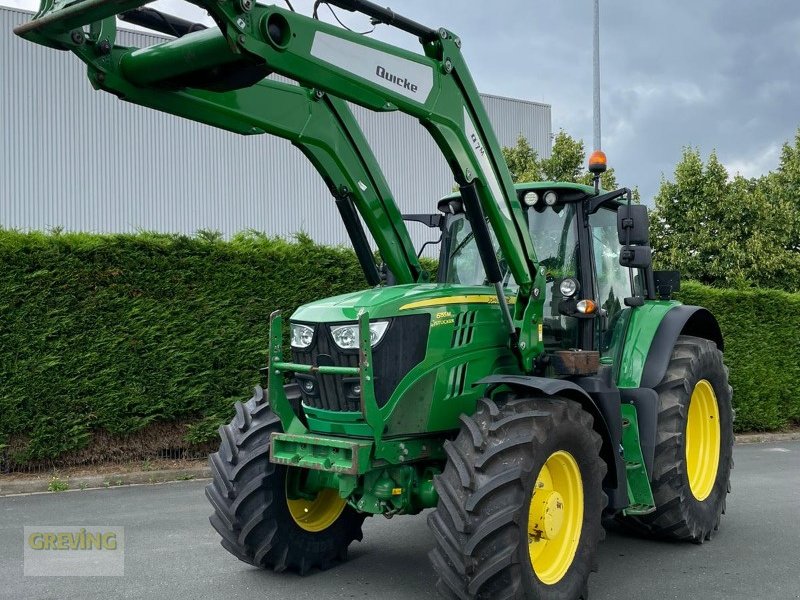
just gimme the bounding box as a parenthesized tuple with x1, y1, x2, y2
(677, 282, 800, 432)
(0, 230, 367, 464)
(0, 230, 797, 466)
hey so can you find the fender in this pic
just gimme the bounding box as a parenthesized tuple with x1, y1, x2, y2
(477, 374, 628, 511)
(640, 305, 724, 389)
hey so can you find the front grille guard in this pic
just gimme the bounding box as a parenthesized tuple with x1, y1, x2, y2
(267, 310, 383, 446)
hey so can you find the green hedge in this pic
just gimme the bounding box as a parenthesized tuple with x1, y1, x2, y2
(0, 230, 797, 466)
(677, 282, 800, 431)
(0, 230, 367, 464)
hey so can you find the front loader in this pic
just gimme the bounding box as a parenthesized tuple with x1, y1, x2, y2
(16, 1, 734, 598)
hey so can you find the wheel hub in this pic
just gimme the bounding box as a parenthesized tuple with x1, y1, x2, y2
(530, 489, 565, 540)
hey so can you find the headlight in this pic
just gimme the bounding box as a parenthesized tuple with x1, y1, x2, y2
(290, 323, 314, 348)
(330, 321, 390, 349)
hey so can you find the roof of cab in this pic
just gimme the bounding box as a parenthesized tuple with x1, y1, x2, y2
(439, 181, 599, 202)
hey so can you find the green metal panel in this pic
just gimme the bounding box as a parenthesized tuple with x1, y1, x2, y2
(291, 282, 519, 435)
(616, 300, 681, 389)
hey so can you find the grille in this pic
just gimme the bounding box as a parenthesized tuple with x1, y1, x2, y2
(451, 311, 476, 348)
(291, 314, 429, 412)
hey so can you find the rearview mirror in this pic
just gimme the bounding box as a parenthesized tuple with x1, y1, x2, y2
(619, 245, 652, 268)
(617, 205, 649, 245)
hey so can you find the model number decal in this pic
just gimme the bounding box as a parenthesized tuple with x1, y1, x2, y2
(463, 107, 510, 219)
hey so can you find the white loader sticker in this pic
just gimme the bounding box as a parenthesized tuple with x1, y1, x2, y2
(463, 107, 510, 219)
(310, 32, 434, 104)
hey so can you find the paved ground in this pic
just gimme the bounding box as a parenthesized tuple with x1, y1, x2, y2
(1, 442, 798, 600)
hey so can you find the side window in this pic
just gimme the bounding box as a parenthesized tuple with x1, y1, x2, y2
(446, 217, 484, 286)
(444, 215, 515, 288)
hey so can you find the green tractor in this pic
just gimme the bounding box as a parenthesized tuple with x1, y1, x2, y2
(17, 1, 733, 597)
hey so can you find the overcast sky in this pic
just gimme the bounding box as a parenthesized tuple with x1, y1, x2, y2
(8, 0, 800, 202)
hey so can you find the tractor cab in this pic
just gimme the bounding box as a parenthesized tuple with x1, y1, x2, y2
(434, 180, 655, 375)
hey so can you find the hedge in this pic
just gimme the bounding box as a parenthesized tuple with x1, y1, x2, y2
(0, 230, 797, 467)
(0, 230, 368, 466)
(677, 282, 800, 431)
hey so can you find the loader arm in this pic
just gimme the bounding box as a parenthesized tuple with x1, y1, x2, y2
(18, 10, 425, 285)
(15, 0, 547, 368)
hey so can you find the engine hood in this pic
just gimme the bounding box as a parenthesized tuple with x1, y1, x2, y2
(291, 284, 513, 323)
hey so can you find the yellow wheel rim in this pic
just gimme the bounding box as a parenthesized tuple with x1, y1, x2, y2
(528, 451, 584, 585)
(685, 379, 721, 501)
(286, 486, 347, 533)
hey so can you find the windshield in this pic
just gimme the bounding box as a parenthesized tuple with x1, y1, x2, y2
(442, 203, 580, 348)
(440, 200, 634, 353)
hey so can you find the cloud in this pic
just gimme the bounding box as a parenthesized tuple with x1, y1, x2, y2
(724, 144, 783, 179)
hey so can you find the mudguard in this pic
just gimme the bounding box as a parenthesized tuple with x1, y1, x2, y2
(640, 305, 723, 389)
(477, 374, 628, 511)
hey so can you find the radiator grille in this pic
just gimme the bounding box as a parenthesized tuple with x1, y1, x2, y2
(291, 314, 429, 412)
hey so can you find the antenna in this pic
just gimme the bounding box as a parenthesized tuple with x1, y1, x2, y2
(592, 0, 601, 152)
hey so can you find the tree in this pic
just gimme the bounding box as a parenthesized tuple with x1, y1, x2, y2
(503, 130, 623, 193)
(501, 136, 542, 183)
(650, 132, 800, 291)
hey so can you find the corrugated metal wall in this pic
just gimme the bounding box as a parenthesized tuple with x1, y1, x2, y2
(0, 6, 551, 249)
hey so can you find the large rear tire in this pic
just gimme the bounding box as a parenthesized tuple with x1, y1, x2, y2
(428, 396, 606, 600)
(206, 386, 365, 573)
(620, 335, 733, 542)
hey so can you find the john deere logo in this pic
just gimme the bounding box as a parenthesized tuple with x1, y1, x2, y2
(375, 65, 418, 93)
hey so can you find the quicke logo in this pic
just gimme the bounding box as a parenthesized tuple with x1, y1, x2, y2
(375, 65, 418, 93)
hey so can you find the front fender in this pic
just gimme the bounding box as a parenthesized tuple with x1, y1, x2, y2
(476, 374, 627, 511)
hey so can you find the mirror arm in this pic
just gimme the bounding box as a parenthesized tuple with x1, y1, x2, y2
(402, 213, 444, 228)
(587, 187, 629, 215)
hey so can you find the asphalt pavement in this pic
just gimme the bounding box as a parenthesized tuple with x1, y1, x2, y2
(1, 441, 798, 600)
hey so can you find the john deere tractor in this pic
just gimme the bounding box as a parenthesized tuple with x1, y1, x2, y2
(17, 1, 733, 597)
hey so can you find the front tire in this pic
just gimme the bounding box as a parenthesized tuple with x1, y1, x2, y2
(428, 396, 606, 600)
(621, 335, 734, 542)
(205, 386, 365, 573)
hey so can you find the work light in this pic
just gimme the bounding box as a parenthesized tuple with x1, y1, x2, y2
(559, 278, 579, 298)
(523, 191, 539, 206)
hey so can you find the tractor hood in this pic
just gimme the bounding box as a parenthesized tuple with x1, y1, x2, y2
(291, 284, 512, 323)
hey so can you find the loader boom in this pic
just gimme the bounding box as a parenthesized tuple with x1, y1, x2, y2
(19, 6, 426, 285)
(15, 0, 548, 368)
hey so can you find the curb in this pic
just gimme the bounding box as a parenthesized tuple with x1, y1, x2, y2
(734, 431, 800, 444)
(2, 432, 798, 496)
(0, 466, 211, 497)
